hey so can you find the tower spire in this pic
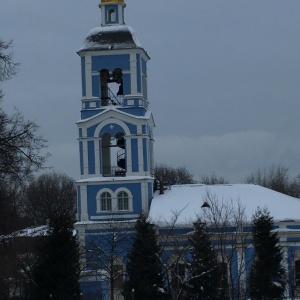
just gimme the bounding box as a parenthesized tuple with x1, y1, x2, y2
(99, 0, 126, 26)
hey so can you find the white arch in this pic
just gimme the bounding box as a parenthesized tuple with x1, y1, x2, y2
(96, 188, 113, 213)
(94, 119, 133, 176)
(96, 187, 133, 213)
(114, 187, 133, 211)
(114, 187, 133, 198)
(94, 118, 131, 137)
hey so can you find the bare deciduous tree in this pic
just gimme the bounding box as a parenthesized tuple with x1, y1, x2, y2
(0, 109, 48, 182)
(289, 175, 300, 198)
(0, 38, 19, 99)
(200, 174, 229, 185)
(154, 164, 194, 186)
(0, 38, 47, 183)
(0, 39, 19, 81)
(156, 209, 221, 300)
(245, 165, 289, 194)
(83, 219, 134, 300)
(200, 190, 251, 300)
(245, 165, 300, 198)
(25, 172, 77, 225)
(156, 210, 192, 300)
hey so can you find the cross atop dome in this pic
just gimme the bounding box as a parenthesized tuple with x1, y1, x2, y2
(99, 0, 126, 26)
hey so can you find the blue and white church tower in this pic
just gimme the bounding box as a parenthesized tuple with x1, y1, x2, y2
(76, 0, 155, 224)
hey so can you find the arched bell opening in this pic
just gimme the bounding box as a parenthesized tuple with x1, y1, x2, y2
(108, 8, 116, 23)
(100, 68, 123, 106)
(101, 132, 126, 177)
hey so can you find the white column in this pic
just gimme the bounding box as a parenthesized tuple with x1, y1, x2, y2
(80, 185, 89, 221)
(149, 138, 154, 175)
(101, 9, 106, 26)
(118, 5, 124, 25)
(141, 181, 148, 212)
(85, 55, 92, 98)
(136, 125, 143, 175)
(125, 137, 133, 175)
(138, 137, 143, 175)
(81, 128, 89, 178)
(130, 53, 137, 95)
(82, 139, 88, 177)
(95, 137, 101, 175)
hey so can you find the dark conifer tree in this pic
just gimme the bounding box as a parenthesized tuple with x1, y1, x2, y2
(249, 207, 286, 299)
(188, 222, 222, 299)
(123, 213, 168, 300)
(29, 213, 81, 299)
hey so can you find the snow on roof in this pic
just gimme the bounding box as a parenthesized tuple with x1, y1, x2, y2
(76, 106, 153, 124)
(0, 225, 49, 241)
(149, 184, 300, 225)
(76, 219, 137, 226)
(1, 225, 78, 241)
(79, 25, 143, 52)
(77, 175, 153, 184)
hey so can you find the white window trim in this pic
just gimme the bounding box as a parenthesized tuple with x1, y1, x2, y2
(96, 187, 133, 213)
(96, 188, 113, 213)
(117, 191, 129, 211)
(114, 187, 133, 212)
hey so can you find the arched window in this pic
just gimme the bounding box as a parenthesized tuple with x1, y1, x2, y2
(117, 191, 128, 210)
(108, 9, 116, 23)
(101, 192, 112, 211)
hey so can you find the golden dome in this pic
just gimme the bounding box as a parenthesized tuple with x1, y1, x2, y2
(101, 0, 124, 4)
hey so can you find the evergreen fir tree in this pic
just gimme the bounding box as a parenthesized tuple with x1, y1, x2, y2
(30, 213, 81, 299)
(188, 222, 222, 300)
(249, 207, 286, 299)
(123, 213, 168, 300)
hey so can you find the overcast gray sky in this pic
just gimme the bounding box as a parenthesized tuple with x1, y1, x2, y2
(1, 1, 300, 183)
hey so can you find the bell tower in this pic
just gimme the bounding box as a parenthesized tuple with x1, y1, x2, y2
(99, 0, 126, 26)
(76, 0, 155, 223)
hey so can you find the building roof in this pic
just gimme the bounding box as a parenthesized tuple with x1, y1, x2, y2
(0, 225, 49, 241)
(149, 184, 300, 225)
(79, 25, 143, 52)
(76, 106, 153, 125)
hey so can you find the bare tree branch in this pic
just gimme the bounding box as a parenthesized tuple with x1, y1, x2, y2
(0, 39, 19, 83)
(0, 108, 48, 182)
